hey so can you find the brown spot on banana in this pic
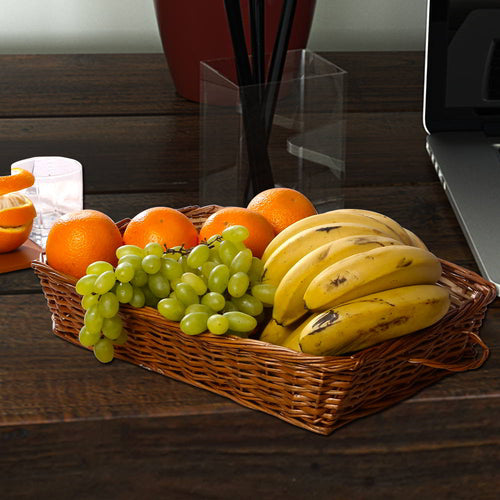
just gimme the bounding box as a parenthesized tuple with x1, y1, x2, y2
(315, 225, 342, 233)
(311, 310, 339, 333)
(329, 276, 347, 287)
(397, 257, 413, 268)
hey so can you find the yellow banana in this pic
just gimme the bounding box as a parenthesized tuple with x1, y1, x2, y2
(261, 222, 397, 288)
(297, 284, 451, 356)
(259, 318, 295, 345)
(261, 208, 410, 263)
(280, 315, 315, 351)
(304, 245, 442, 311)
(272, 234, 403, 326)
(404, 228, 428, 250)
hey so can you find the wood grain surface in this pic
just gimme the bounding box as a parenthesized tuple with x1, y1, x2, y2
(0, 52, 498, 500)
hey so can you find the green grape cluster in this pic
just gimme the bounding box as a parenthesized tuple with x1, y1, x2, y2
(74, 224, 276, 363)
(75, 260, 128, 364)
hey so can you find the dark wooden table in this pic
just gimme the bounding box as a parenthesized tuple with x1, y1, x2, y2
(0, 52, 498, 499)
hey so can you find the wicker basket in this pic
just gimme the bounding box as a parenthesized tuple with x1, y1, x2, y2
(32, 205, 497, 435)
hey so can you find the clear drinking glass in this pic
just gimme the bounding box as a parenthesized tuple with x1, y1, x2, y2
(199, 49, 346, 212)
(11, 157, 83, 248)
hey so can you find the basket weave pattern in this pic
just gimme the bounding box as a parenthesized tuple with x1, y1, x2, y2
(32, 206, 497, 435)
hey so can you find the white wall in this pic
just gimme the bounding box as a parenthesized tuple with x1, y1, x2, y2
(0, 0, 427, 54)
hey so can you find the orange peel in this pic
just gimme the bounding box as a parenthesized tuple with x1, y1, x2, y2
(0, 167, 35, 196)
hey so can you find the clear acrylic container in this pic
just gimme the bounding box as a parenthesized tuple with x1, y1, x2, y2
(199, 49, 346, 212)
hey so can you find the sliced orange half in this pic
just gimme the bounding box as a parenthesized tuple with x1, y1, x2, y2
(0, 167, 35, 196)
(0, 193, 37, 227)
(0, 221, 33, 253)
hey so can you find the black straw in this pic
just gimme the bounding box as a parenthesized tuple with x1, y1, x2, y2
(263, 0, 297, 141)
(250, 0, 265, 102)
(224, 0, 274, 198)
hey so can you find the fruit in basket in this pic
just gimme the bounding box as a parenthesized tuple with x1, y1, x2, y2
(303, 245, 442, 311)
(0, 168, 37, 254)
(247, 187, 317, 234)
(199, 206, 275, 258)
(293, 284, 451, 356)
(46, 209, 123, 279)
(272, 234, 403, 326)
(261, 222, 400, 287)
(123, 206, 198, 250)
(261, 208, 412, 262)
(74, 224, 275, 363)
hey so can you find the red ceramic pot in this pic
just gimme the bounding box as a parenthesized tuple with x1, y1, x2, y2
(154, 0, 317, 102)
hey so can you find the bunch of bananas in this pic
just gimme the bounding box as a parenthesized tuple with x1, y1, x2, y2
(259, 208, 451, 356)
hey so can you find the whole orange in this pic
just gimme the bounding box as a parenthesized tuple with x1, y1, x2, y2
(247, 187, 317, 234)
(123, 206, 198, 250)
(46, 209, 123, 279)
(199, 206, 276, 258)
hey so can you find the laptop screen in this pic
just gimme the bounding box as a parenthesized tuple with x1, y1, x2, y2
(424, 0, 500, 133)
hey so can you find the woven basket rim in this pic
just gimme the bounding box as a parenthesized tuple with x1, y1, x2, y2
(31, 253, 497, 368)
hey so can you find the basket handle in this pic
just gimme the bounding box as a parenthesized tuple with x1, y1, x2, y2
(408, 332, 489, 372)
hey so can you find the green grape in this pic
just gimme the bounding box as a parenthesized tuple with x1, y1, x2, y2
(84, 305, 104, 335)
(201, 292, 225, 312)
(144, 242, 164, 257)
(230, 248, 253, 274)
(102, 315, 123, 340)
(148, 273, 171, 298)
(94, 337, 114, 363)
(168, 246, 184, 260)
(181, 272, 207, 296)
(115, 282, 134, 303)
(223, 311, 257, 333)
(78, 325, 101, 347)
(222, 224, 250, 243)
(129, 287, 146, 308)
(180, 312, 209, 335)
(233, 241, 246, 251)
(248, 257, 264, 284)
(113, 330, 128, 346)
(115, 261, 135, 283)
(118, 254, 142, 271)
(208, 264, 230, 294)
(233, 293, 263, 316)
(169, 290, 177, 299)
(81, 293, 99, 310)
(222, 300, 238, 313)
(142, 286, 159, 308)
(76, 274, 98, 296)
(161, 257, 183, 281)
(131, 268, 148, 287)
(116, 244, 145, 259)
(206, 234, 221, 247)
(169, 276, 182, 290)
(98, 292, 120, 318)
(185, 303, 213, 315)
(187, 244, 210, 268)
(157, 297, 185, 321)
(207, 314, 229, 335)
(251, 283, 277, 306)
(218, 240, 238, 266)
(209, 247, 223, 264)
(141, 254, 161, 275)
(86, 260, 114, 276)
(227, 271, 250, 298)
(175, 282, 199, 306)
(200, 261, 217, 279)
(93, 270, 116, 295)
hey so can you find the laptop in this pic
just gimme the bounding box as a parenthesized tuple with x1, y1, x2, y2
(424, 0, 500, 295)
